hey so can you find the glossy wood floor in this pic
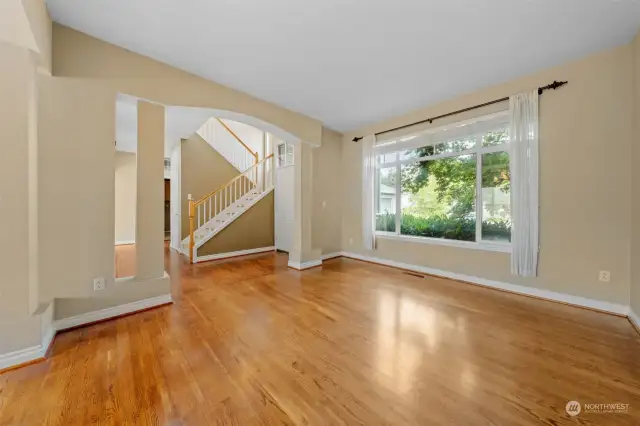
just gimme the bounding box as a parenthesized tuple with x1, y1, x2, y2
(115, 243, 136, 278)
(1, 248, 640, 425)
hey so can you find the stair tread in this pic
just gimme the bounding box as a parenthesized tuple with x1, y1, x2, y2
(182, 187, 273, 248)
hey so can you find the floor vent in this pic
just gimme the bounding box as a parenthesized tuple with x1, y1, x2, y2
(402, 271, 425, 279)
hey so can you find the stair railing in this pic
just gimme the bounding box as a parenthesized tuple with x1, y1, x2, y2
(188, 154, 274, 263)
(215, 118, 259, 170)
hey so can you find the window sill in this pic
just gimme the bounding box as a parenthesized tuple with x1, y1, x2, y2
(375, 232, 511, 253)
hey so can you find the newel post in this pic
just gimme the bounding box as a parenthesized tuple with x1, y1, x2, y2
(188, 193, 195, 264)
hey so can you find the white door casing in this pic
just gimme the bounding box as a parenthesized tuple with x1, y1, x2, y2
(169, 142, 181, 250)
(275, 150, 294, 253)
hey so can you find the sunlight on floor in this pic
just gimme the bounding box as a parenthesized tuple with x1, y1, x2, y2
(114, 244, 136, 278)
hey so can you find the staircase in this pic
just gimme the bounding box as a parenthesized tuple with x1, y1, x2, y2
(197, 118, 259, 173)
(182, 154, 274, 263)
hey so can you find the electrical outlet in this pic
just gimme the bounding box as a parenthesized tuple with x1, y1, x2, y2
(93, 277, 106, 291)
(598, 271, 611, 283)
(349, 237, 353, 245)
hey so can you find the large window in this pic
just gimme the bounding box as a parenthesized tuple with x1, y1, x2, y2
(374, 113, 511, 248)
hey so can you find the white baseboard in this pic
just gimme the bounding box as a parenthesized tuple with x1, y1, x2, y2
(321, 252, 342, 260)
(54, 294, 173, 332)
(115, 240, 135, 246)
(0, 342, 49, 372)
(196, 246, 276, 263)
(0, 294, 172, 372)
(41, 301, 55, 355)
(629, 308, 640, 334)
(288, 259, 323, 270)
(0, 303, 56, 372)
(340, 251, 629, 316)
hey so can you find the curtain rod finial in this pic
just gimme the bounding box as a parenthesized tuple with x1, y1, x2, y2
(353, 136, 363, 143)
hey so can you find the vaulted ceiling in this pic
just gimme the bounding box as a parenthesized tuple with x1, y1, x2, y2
(48, 0, 640, 132)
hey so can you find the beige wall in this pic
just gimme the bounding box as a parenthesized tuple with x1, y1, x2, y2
(22, 0, 52, 74)
(199, 193, 275, 256)
(0, 43, 42, 354)
(52, 24, 322, 146)
(115, 152, 136, 243)
(42, 23, 321, 323)
(0, 0, 40, 61)
(342, 45, 634, 306)
(180, 133, 240, 238)
(38, 78, 117, 302)
(0, 0, 52, 355)
(312, 128, 343, 255)
(135, 101, 166, 280)
(632, 30, 640, 316)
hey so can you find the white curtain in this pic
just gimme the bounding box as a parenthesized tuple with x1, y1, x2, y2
(362, 135, 377, 250)
(509, 91, 539, 276)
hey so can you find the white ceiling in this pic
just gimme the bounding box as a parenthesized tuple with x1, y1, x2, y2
(49, 0, 640, 132)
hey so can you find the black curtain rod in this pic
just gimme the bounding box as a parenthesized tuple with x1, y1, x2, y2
(351, 80, 567, 142)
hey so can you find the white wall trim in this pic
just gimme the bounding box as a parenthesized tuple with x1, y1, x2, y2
(115, 240, 135, 246)
(0, 303, 56, 372)
(340, 251, 629, 316)
(195, 246, 276, 263)
(321, 252, 342, 260)
(629, 308, 640, 334)
(0, 294, 172, 372)
(288, 259, 323, 270)
(376, 232, 511, 253)
(41, 302, 55, 354)
(0, 343, 48, 372)
(53, 294, 173, 332)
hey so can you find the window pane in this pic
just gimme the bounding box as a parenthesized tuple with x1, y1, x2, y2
(376, 167, 397, 232)
(400, 145, 434, 160)
(400, 155, 476, 241)
(285, 143, 294, 165)
(277, 144, 285, 167)
(434, 137, 476, 155)
(400, 136, 475, 161)
(481, 151, 511, 242)
(377, 153, 397, 165)
(482, 130, 508, 147)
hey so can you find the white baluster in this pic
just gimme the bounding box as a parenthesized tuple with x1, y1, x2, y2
(198, 204, 201, 228)
(209, 197, 212, 222)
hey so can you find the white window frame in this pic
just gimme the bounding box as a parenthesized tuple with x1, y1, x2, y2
(277, 142, 294, 168)
(374, 115, 511, 253)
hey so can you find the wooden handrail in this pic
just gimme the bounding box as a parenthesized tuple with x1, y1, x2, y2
(216, 118, 259, 163)
(194, 154, 274, 206)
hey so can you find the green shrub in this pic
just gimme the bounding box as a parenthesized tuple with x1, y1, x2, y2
(482, 218, 512, 241)
(376, 213, 511, 242)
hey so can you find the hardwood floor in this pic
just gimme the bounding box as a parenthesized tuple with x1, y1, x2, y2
(1, 248, 639, 425)
(114, 243, 136, 278)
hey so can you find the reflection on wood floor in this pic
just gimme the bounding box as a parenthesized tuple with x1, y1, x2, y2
(1, 247, 639, 425)
(114, 243, 136, 278)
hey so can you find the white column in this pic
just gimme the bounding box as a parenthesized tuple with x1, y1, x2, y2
(135, 101, 165, 280)
(288, 142, 321, 269)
